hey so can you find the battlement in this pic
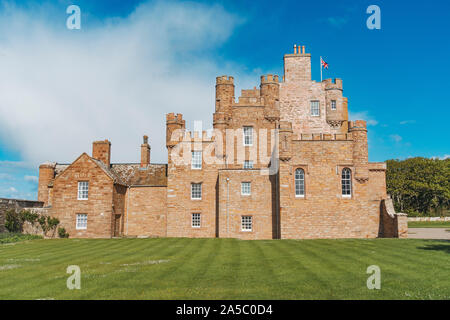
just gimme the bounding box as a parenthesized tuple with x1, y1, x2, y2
(323, 78, 343, 90)
(93, 139, 111, 145)
(348, 120, 367, 131)
(260, 74, 279, 84)
(216, 75, 234, 85)
(166, 113, 185, 124)
(170, 130, 215, 142)
(240, 87, 260, 98)
(295, 133, 352, 141)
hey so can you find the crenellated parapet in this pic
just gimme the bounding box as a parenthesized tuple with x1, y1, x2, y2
(323, 78, 343, 91)
(236, 87, 263, 106)
(166, 113, 185, 148)
(260, 74, 280, 121)
(215, 75, 235, 116)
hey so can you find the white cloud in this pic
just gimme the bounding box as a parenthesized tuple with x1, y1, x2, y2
(8, 187, 17, 193)
(348, 111, 378, 126)
(0, 1, 257, 166)
(431, 154, 449, 160)
(24, 175, 38, 183)
(0, 173, 14, 180)
(389, 134, 402, 143)
(399, 120, 416, 125)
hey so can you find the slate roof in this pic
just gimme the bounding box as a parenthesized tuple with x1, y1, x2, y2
(110, 163, 167, 186)
(52, 158, 167, 187)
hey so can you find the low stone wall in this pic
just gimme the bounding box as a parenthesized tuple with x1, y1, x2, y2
(0, 198, 44, 232)
(408, 217, 450, 222)
(21, 207, 54, 237)
(380, 198, 408, 238)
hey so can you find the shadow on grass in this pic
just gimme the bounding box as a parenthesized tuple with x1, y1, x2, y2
(418, 240, 450, 254)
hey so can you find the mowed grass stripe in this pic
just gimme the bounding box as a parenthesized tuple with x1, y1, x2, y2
(282, 240, 362, 299)
(352, 240, 450, 298)
(1, 238, 449, 299)
(266, 240, 332, 299)
(196, 238, 242, 299)
(82, 238, 193, 299)
(1, 238, 170, 299)
(0, 239, 139, 299)
(318, 239, 450, 299)
(0, 239, 118, 296)
(180, 238, 223, 294)
(123, 238, 208, 299)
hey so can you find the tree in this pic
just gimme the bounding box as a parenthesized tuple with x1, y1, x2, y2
(386, 157, 449, 216)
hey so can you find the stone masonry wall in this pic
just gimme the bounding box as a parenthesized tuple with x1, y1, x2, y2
(51, 153, 115, 238)
(280, 51, 347, 138)
(279, 139, 381, 239)
(217, 169, 275, 240)
(0, 198, 44, 232)
(125, 186, 167, 237)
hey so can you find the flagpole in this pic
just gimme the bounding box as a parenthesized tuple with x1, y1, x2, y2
(320, 56, 322, 82)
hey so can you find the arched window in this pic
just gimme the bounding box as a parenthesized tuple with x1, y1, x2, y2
(295, 168, 305, 197)
(342, 168, 352, 197)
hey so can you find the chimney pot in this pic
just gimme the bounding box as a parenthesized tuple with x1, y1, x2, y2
(140, 135, 151, 168)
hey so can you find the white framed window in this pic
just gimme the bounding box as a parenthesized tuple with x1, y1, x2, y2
(241, 182, 251, 195)
(310, 101, 320, 116)
(331, 100, 337, 110)
(342, 168, 352, 197)
(76, 214, 87, 230)
(243, 126, 253, 146)
(295, 168, 305, 197)
(191, 213, 201, 228)
(241, 216, 252, 231)
(77, 181, 89, 200)
(244, 160, 253, 169)
(191, 151, 202, 169)
(191, 183, 202, 200)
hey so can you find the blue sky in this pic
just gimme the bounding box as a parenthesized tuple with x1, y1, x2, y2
(0, 0, 449, 200)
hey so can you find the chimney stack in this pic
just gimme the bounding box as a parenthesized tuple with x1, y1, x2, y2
(92, 140, 111, 167)
(140, 135, 151, 168)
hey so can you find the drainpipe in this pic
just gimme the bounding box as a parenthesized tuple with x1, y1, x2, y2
(226, 177, 230, 237)
(126, 185, 130, 236)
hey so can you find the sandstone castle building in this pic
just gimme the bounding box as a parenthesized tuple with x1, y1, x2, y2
(37, 46, 407, 239)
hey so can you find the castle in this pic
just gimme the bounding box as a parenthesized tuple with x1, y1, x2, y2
(37, 45, 407, 239)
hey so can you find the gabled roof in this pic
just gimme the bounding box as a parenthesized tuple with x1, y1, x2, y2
(52, 154, 167, 187)
(54, 153, 126, 186)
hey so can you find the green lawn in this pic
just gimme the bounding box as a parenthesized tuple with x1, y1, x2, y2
(0, 237, 449, 300)
(408, 221, 450, 228)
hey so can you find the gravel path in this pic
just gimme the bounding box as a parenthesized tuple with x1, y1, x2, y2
(408, 228, 450, 240)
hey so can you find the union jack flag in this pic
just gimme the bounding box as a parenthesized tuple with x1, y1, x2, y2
(321, 57, 329, 69)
